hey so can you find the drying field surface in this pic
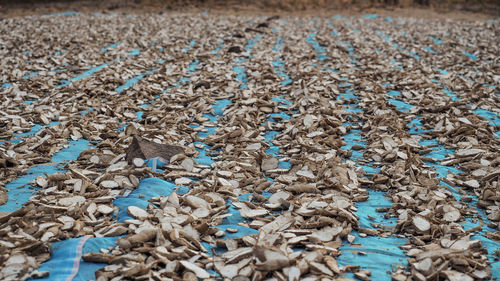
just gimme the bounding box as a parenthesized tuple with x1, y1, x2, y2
(0, 11, 499, 281)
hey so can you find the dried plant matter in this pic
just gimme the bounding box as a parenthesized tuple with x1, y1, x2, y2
(0, 10, 498, 281)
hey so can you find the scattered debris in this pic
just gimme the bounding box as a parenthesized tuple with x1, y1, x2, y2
(125, 135, 185, 164)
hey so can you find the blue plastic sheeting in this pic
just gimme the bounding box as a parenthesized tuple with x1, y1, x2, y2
(187, 60, 200, 73)
(232, 35, 262, 89)
(0, 121, 59, 146)
(392, 61, 404, 70)
(380, 23, 500, 276)
(462, 50, 477, 61)
(387, 98, 413, 112)
(210, 40, 224, 55)
(245, 34, 262, 53)
(387, 90, 400, 97)
(206, 195, 273, 245)
(36, 37, 221, 278)
(341, 127, 366, 162)
(36, 236, 119, 281)
(271, 35, 292, 86)
(179, 59, 200, 85)
(11, 16, 225, 281)
(46, 11, 79, 17)
(340, 233, 407, 280)
(376, 30, 392, 43)
(429, 36, 442, 45)
(0, 165, 58, 212)
(129, 49, 140, 56)
(114, 177, 189, 222)
(442, 88, 459, 101)
(24, 71, 39, 79)
(271, 95, 293, 106)
(213, 99, 232, 116)
(463, 215, 500, 278)
(339, 40, 355, 58)
(265, 131, 280, 155)
(145, 157, 168, 172)
(328, 21, 339, 37)
(37, 236, 90, 281)
(418, 135, 500, 279)
(338, 89, 358, 101)
(233, 61, 248, 89)
(363, 14, 379, 19)
(419, 139, 455, 160)
(182, 40, 196, 53)
(64, 40, 163, 90)
(74, 237, 121, 280)
(116, 70, 154, 93)
(424, 46, 438, 54)
(338, 125, 408, 279)
(344, 107, 361, 114)
(436, 67, 448, 75)
(18, 15, 498, 280)
(135, 104, 149, 121)
(407, 51, 420, 60)
(310, 29, 408, 278)
(0, 139, 92, 212)
(306, 31, 328, 61)
(263, 123, 291, 167)
(100, 42, 121, 53)
(58, 64, 107, 87)
(376, 30, 422, 59)
(473, 108, 500, 127)
(339, 191, 407, 281)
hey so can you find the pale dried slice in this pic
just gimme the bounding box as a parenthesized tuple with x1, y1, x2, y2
(127, 206, 150, 220)
(97, 205, 114, 215)
(261, 157, 279, 171)
(100, 180, 119, 188)
(185, 195, 210, 209)
(58, 196, 86, 206)
(240, 207, 268, 218)
(132, 158, 145, 168)
(441, 270, 473, 281)
(413, 216, 430, 233)
(179, 261, 210, 279)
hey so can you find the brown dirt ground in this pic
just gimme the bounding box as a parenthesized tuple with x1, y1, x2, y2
(0, 0, 498, 20)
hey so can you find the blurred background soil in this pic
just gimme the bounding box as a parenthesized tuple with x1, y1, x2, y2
(0, 0, 498, 19)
